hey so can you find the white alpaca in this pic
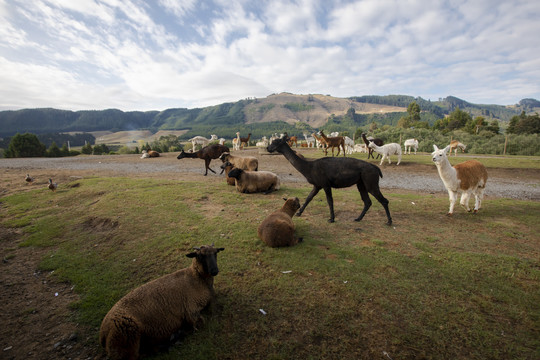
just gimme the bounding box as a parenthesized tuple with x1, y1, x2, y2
(330, 131, 339, 137)
(353, 143, 368, 153)
(303, 133, 315, 148)
(344, 136, 355, 154)
(256, 136, 269, 147)
(368, 141, 402, 165)
(449, 140, 466, 157)
(189, 134, 217, 151)
(431, 145, 488, 215)
(219, 138, 226, 145)
(232, 132, 241, 151)
(403, 138, 419, 154)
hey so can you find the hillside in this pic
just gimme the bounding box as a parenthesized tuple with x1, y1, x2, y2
(0, 94, 537, 138)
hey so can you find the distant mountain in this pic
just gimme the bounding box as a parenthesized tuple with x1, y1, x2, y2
(0, 93, 537, 138)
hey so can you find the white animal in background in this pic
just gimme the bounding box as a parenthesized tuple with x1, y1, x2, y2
(449, 140, 466, 157)
(431, 145, 488, 215)
(330, 131, 339, 137)
(256, 136, 269, 147)
(344, 136, 355, 154)
(404, 138, 419, 155)
(354, 143, 368, 153)
(189, 134, 218, 151)
(368, 141, 402, 165)
(219, 138, 226, 145)
(232, 132, 241, 151)
(303, 133, 315, 148)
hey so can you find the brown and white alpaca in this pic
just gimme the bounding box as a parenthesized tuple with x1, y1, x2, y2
(431, 145, 488, 215)
(318, 130, 346, 157)
(240, 133, 251, 149)
(449, 140, 466, 157)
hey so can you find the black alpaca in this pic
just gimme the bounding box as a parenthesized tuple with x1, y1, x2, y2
(267, 137, 392, 224)
(361, 133, 383, 160)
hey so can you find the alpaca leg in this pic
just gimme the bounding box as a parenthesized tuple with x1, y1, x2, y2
(474, 188, 485, 212)
(204, 159, 216, 176)
(362, 183, 392, 225)
(460, 192, 471, 212)
(297, 186, 321, 217)
(379, 154, 385, 166)
(396, 152, 401, 165)
(448, 190, 458, 215)
(354, 181, 372, 223)
(323, 187, 335, 223)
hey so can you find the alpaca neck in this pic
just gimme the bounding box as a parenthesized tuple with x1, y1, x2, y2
(277, 143, 311, 174)
(435, 157, 458, 188)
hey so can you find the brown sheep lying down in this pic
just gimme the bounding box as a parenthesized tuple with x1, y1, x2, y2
(227, 168, 280, 194)
(99, 245, 224, 360)
(258, 197, 302, 247)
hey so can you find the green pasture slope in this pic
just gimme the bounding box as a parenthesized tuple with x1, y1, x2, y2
(1, 158, 539, 359)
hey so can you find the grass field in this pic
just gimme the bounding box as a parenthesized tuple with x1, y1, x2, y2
(1, 158, 539, 359)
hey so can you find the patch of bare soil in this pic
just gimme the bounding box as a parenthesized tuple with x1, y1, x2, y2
(0, 148, 538, 359)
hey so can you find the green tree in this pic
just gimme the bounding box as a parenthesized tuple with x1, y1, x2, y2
(5, 133, 46, 158)
(81, 142, 93, 154)
(407, 101, 421, 122)
(47, 141, 62, 157)
(92, 144, 109, 155)
(61, 142, 70, 156)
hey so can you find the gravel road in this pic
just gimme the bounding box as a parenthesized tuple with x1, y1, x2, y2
(1, 149, 539, 201)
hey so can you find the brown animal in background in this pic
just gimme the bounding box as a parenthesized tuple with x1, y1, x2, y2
(318, 130, 346, 157)
(287, 136, 298, 147)
(148, 150, 160, 157)
(258, 197, 302, 247)
(177, 144, 230, 175)
(449, 140, 467, 157)
(99, 245, 224, 360)
(240, 133, 251, 149)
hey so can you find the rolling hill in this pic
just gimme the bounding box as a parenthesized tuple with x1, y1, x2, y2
(0, 93, 537, 139)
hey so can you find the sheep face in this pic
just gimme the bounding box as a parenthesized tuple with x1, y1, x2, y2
(218, 152, 231, 162)
(227, 167, 243, 179)
(186, 245, 225, 277)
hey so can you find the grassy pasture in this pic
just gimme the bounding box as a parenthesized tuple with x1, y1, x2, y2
(1, 165, 539, 359)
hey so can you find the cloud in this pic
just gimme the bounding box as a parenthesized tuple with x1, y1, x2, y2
(0, 0, 539, 110)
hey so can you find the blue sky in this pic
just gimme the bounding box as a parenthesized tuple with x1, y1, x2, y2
(1, 0, 539, 111)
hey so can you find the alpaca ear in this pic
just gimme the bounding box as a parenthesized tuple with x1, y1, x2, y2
(433, 145, 439, 151)
(443, 145, 451, 153)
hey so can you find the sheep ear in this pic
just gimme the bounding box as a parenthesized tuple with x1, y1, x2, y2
(433, 145, 439, 151)
(186, 252, 197, 258)
(283, 197, 287, 201)
(216, 248, 225, 252)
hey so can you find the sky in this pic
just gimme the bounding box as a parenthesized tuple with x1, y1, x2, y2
(1, 0, 539, 112)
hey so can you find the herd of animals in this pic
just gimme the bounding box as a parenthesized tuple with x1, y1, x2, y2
(23, 131, 487, 359)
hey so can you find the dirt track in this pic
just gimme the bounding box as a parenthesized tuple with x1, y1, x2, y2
(1, 148, 539, 200)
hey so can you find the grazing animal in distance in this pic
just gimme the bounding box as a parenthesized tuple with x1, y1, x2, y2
(449, 140, 466, 157)
(267, 136, 392, 224)
(99, 245, 224, 360)
(258, 197, 302, 247)
(318, 130, 346, 157)
(189, 135, 218, 151)
(303, 133, 315, 148)
(368, 141, 402, 165)
(25, 174, 34, 184)
(227, 168, 280, 194)
(287, 135, 298, 148)
(256, 136, 268, 147)
(403, 138, 419, 155)
(432, 144, 488, 215)
(361, 133, 383, 159)
(177, 144, 230, 176)
(48, 178, 57, 191)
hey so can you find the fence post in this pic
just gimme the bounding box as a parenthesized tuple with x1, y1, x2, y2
(503, 135, 508, 155)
